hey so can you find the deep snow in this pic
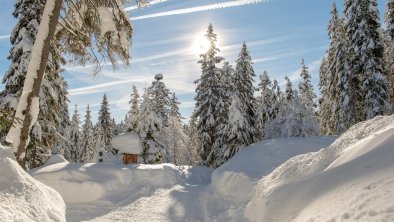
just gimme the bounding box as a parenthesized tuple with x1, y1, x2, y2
(0, 145, 66, 222)
(24, 115, 394, 221)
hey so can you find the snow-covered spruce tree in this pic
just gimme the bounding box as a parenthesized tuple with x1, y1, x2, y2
(97, 94, 116, 158)
(80, 105, 95, 163)
(125, 84, 140, 132)
(271, 79, 283, 120)
(184, 116, 201, 165)
(385, 0, 394, 107)
(256, 71, 274, 138)
(214, 42, 258, 166)
(318, 57, 333, 135)
(148, 74, 171, 125)
(93, 124, 105, 163)
(345, 0, 391, 119)
(192, 24, 224, 166)
(0, 0, 69, 168)
(298, 59, 320, 136)
(232, 42, 258, 142)
(163, 93, 191, 165)
(137, 89, 164, 164)
(67, 105, 82, 162)
(284, 76, 294, 102)
(6, 0, 133, 168)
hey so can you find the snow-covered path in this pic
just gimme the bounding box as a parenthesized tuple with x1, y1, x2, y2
(65, 183, 210, 222)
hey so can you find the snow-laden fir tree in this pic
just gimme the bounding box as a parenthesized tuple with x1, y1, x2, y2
(318, 57, 333, 135)
(67, 105, 82, 163)
(232, 42, 258, 142)
(256, 71, 274, 138)
(125, 84, 140, 132)
(97, 94, 116, 157)
(93, 124, 106, 163)
(0, 0, 69, 168)
(385, 0, 394, 107)
(149, 74, 171, 125)
(192, 24, 224, 166)
(299, 59, 316, 108)
(163, 93, 191, 165)
(271, 79, 283, 120)
(345, 0, 391, 119)
(284, 76, 294, 102)
(80, 105, 95, 163)
(137, 89, 164, 164)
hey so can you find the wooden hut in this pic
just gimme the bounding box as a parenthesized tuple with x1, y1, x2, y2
(111, 133, 142, 164)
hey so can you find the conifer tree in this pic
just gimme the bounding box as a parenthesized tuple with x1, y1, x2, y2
(81, 105, 95, 163)
(126, 84, 140, 132)
(97, 94, 116, 156)
(192, 24, 224, 166)
(318, 57, 332, 135)
(68, 105, 82, 162)
(149, 74, 171, 125)
(256, 71, 273, 137)
(233, 42, 258, 142)
(284, 76, 294, 102)
(385, 0, 394, 106)
(299, 59, 316, 108)
(137, 89, 164, 164)
(0, 0, 69, 168)
(345, 0, 391, 119)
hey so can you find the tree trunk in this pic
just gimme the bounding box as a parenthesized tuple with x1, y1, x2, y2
(6, 0, 63, 169)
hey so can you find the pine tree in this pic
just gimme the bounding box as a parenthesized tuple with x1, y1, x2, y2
(299, 59, 316, 108)
(345, 0, 391, 119)
(149, 74, 171, 125)
(81, 105, 95, 163)
(126, 84, 140, 132)
(385, 0, 394, 107)
(137, 89, 164, 164)
(318, 57, 332, 135)
(284, 76, 294, 102)
(233, 42, 258, 142)
(271, 79, 282, 120)
(97, 94, 116, 157)
(256, 71, 273, 137)
(192, 24, 224, 166)
(0, 0, 69, 168)
(68, 105, 82, 162)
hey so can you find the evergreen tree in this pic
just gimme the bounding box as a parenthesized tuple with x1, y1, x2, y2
(125, 84, 140, 132)
(299, 59, 316, 108)
(385, 0, 394, 107)
(184, 117, 201, 165)
(192, 24, 224, 166)
(233, 42, 258, 142)
(137, 89, 164, 164)
(93, 124, 106, 163)
(256, 71, 273, 137)
(81, 105, 95, 163)
(345, 0, 391, 119)
(149, 74, 171, 125)
(318, 57, 332, 135)
(284, 76, 294, 102)
(271, 79, 282, 120)
(0, 0, 69, 168)
(97, 94, 116, 157)
(68, 105, 82, 162)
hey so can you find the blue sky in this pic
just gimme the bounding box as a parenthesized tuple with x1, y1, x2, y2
(0, 0, 388, 123)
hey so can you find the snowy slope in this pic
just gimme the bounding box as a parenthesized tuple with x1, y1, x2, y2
(0, 145, 66, 222)
(245, 115, 394, 221)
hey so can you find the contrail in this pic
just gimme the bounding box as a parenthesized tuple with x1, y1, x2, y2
(130, 0, 271, 20)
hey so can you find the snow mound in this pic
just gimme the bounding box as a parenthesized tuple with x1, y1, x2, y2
(111, 132, 142, 154)
(43, 154, 68, 166)
(211, 136, 336, 203)
(245, 115, 394, 221)
(0, 145, 66, 222)
(31, 161, 213, 204)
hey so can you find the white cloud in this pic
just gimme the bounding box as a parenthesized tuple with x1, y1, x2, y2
(130, 0, 271, 20)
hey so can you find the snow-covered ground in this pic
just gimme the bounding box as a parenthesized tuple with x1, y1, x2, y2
(3, 115, 394, 221)
(0, 145, 66, 222)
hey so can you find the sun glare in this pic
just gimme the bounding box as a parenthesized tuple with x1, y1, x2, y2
(192, 33, 211, 55)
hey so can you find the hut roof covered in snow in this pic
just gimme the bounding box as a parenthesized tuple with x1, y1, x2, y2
(111, 133, 142, 154)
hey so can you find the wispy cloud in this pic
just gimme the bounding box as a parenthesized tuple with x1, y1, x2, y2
(0, 35, 10, 40)
(130, 0, 271, 20)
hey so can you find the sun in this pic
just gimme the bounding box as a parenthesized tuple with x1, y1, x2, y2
(192, 33, 211, 55)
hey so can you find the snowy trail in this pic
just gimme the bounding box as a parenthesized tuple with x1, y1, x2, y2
(68, 184, 207, 222)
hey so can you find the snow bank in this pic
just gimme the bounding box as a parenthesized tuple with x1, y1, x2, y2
(31, 161, 213, 204)
(211, 136, 336, 203)
(0, 145, 66, 222)
(43, 154, 68, 166)
(245, 115, 394, 221)
(111, 132, 142, 154)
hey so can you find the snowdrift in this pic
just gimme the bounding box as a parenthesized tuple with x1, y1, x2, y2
(0, 145, 66, 222)
(30, 161, 213, 204)
(245, 115, 394, 221)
